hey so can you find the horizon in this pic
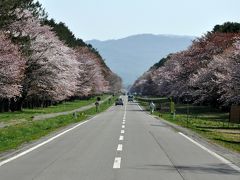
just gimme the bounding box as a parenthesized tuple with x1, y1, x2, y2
(86, 33, 197, 42)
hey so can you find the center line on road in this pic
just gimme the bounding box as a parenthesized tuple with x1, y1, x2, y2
(119, 135, 124, 141)
(121, 130, 125, 134)
(117, 144, 123, 151)
(122, 125, 125, 128)
(122, 122, 125, 125)
(113, 157, 121, 169)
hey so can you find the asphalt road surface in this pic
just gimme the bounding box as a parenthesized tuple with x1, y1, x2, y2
(0, 96, 239, 180)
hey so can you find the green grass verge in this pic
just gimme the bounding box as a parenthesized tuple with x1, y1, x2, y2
(0, 95, 108, 123)
(139, 101, 240, 153)
(0, 96, 117, 153)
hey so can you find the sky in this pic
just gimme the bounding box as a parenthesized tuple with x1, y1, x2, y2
(38, 0, 240, 41)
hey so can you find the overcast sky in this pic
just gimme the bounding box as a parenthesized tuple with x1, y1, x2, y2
(38, 0, 240, 41)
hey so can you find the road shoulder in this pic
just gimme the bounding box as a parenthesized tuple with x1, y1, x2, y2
(138, 104, 240, 168)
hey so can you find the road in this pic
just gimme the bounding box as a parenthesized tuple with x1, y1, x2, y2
(0, 96, 239, 180)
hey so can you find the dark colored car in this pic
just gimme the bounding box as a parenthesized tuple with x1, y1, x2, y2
(128, 95, 134, 102)
(115, 98, 124, 106)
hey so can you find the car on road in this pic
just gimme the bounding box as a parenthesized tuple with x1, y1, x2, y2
(128, 95, 134, 102)
(115, 98, 124, 106)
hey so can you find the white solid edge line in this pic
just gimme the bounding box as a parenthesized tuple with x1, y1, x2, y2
(117, 144, 123, 151)
(0, 115, 99, 167)
(113, 157, 121, 169)
(179, 132, 240, 172)
(119, 135, 124, 141)
(137, 104, 143, 110)
(108, 106, 114, 110)
(121, 130, 125, 134)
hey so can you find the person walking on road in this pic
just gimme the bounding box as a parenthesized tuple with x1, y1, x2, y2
(149, 101, 155, 114)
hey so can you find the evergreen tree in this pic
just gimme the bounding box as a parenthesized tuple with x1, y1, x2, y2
(0, 0, 45, 29)
(213, 22, 240, 33)
(43, 19, 86, 47)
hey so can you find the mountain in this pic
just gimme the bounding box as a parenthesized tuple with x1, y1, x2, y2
(87, 34, 195, 86)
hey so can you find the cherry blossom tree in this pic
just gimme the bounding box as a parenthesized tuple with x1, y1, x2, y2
(10, 10, 80, 107)
(90, 55, 110, 94)
(106, 72, 122, 93)
(0, 31, 25, 111)
(131, 32, 240, 108)
(74, 47, 98, 96)
(216, 39, 240, 106)
(189, 55, 231, 106)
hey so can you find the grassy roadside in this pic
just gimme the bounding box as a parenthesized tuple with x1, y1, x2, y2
(138, 101, 240, 153)
(0, 95, 108, 124)
(0, 96, 117, 153)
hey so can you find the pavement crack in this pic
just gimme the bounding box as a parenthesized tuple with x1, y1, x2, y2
(148, 131, 187, 180)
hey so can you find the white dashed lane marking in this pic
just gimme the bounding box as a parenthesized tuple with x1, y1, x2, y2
(119, 135, 124, 141)
(113, 99, 127, 170)
(117, 144, 123, 151)
(113, 157, 121, 169)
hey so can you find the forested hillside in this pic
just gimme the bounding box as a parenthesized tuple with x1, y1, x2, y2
(131, 22, 240, 108)
(88, 34, 194, 85)
(0, 0, 122, 112)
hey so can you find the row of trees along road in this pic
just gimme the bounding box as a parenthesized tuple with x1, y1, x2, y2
(131, 22, 240, 109)
(0, 0, 122, 112)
